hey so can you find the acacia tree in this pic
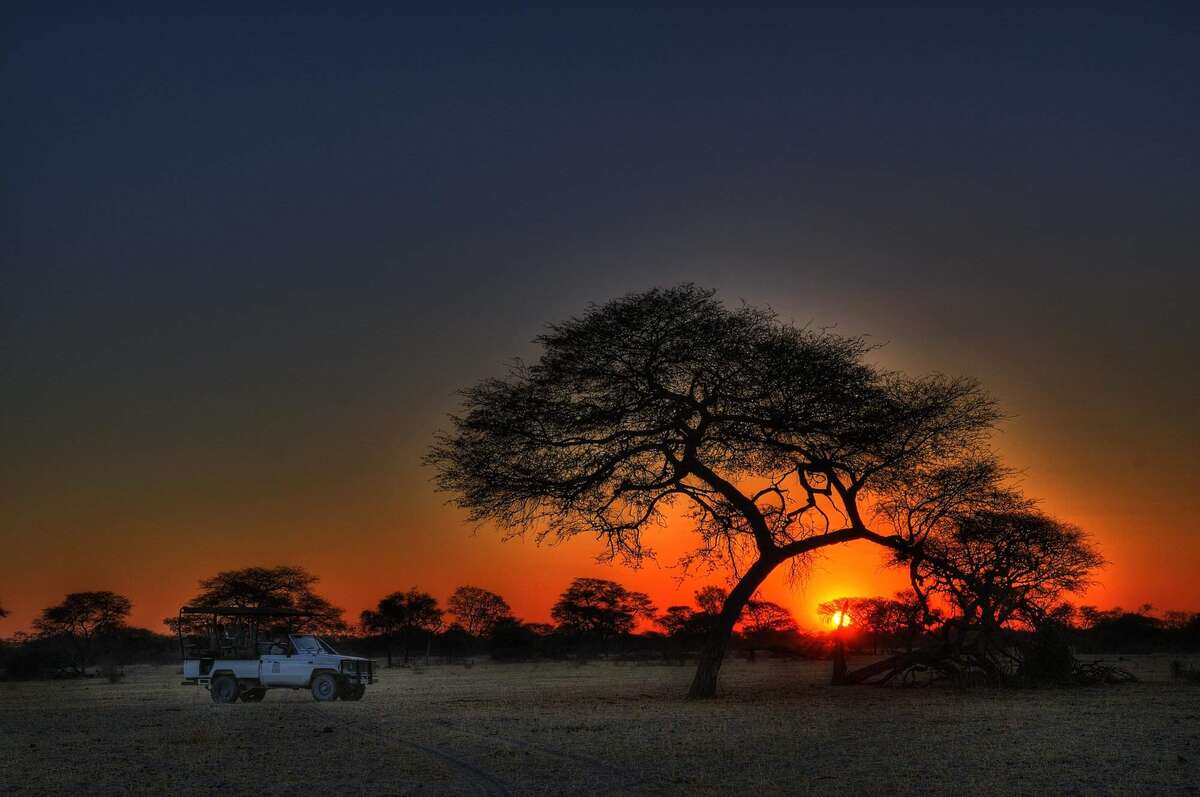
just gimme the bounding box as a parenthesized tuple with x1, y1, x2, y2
(841, 504, 1105, 685)
(693, 586, 727, 618)
(657, 588, 725, 647)
(447, 586, 514, 638)
(361, 588, 443, 666)
(656, 605, 697, 638)
(915, 508, 1101, 633)
(179, 565, 346, 633)
(551, 578, 655, 648)
(34, 591, 132, 673)
(428, 285, 1001, 697)
(741, 599, 797, 635)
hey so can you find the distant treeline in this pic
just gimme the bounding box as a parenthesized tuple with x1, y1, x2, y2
(1, 567, 1198, 680)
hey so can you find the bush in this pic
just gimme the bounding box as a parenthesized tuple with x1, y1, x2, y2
(1016, 624, 1078, 685)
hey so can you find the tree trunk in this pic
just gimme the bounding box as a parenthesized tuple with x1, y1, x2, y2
(687, 555, 779, 699)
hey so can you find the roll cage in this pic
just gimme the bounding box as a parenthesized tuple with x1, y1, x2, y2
(177, 606, 319, 660)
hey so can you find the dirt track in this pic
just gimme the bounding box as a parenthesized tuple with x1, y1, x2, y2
(2, 656, 1198, 795)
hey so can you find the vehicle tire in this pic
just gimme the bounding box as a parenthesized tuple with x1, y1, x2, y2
(210, 674, 240, 704)
(241, 688, 267, 702)
(340, 683, 365, 701)
(311, 672, 340, 702)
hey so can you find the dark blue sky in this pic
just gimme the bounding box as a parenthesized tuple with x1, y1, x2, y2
(2, 4, 1198, 628)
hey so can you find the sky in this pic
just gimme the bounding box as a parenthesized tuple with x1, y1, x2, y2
(3, 4, 1198, 634)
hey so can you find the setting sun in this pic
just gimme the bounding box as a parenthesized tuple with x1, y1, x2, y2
(830, 610, 851, 629)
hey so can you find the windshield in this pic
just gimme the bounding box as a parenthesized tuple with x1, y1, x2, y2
(290, 635, 337, 654)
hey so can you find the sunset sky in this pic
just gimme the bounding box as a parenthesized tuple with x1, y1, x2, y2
(3, 5, 1198, 634)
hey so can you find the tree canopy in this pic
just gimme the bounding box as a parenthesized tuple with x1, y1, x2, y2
(360, 588, 444, 665)
(909, 506, 1103, 633)
(447, 586, 513, 638)
(551, 577, 655, 643)
(33, 591, 132, 672)
(429, 285, 997, 569)
(183, 565, 345, 633)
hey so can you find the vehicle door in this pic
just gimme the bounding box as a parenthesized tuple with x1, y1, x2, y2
(259, 639, 313, 686)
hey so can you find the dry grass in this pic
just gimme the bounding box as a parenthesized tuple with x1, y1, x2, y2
(2, 655, 1197, 796)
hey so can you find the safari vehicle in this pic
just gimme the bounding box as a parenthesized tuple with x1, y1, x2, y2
(177, 606, 374, 703)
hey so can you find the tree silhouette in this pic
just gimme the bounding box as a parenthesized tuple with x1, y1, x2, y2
(694, 586, 727, 618)
(739, 598, 800, 659)
(913, 507, 1102, 634)
(551, 577, 655, 649)
(33, 591, 132, 674)
(361, 588, 443, 666)
(447, 586, 514, 638)
(0, 601, 8, 620)
(428, 285, 1001, 697)
(842, 505, 1105, 685)
(656, 605, 697, 638)
(816, 597, 852, 629)
(816, 595, 918, 653)
(179, 565, 345, 633)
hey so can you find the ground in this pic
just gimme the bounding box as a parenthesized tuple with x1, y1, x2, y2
(2, 656, 1198, 796)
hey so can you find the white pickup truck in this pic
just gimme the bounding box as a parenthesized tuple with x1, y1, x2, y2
(178, 606, 374, 703)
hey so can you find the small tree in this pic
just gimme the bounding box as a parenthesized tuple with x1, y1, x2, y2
(739, 598, 800, 660)
(363, 589, 443, 666)
(742, 599, 797, 635)
(429, 285, 1001, 697)
(447, 586, 514, 639)
(817, 597, 854, 682)
(841, 505, 1105, 685)
(551, 578, 655, 651)
(33, 592, 132, 674)
(694, 586, 727, 618)
(656, 606, 696, 638)
(178, 565, 346, 633)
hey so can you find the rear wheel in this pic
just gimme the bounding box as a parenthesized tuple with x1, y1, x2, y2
(210, 674, 240, 704)
(241, 688, 266, 702)
(340, 683, 365, 701)
(311, 673, 339, 702)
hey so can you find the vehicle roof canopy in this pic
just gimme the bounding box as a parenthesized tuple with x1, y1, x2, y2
(179, 606, 314, 617)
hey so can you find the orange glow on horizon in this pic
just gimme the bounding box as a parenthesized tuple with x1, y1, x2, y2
(0, 424, 1197, 637)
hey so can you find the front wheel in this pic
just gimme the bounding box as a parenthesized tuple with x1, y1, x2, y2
(340, 683, 365, 701)
(311, 673, 340, 702)
(210, 674, 240, 704)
